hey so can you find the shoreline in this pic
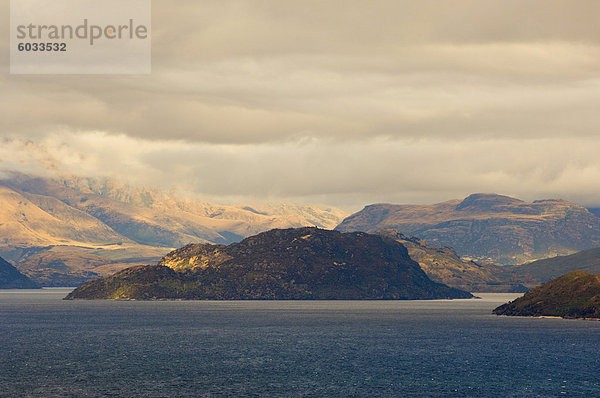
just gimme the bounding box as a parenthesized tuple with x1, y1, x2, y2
(495, 314, 600, 321)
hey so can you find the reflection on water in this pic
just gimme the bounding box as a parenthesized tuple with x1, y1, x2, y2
(1, 290, 599, 397)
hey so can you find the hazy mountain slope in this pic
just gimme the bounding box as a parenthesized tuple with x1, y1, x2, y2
(0, 185, 130, 248)
(0, 174, 347, 286)
(60, 175, 346, 231)
(66, 228, 473, 300)
(0, 181, 174, 286)
(7, 176, 233, 246)
(337, 193, 600, 265)
(0, 256, 39, 289)
(493, 271, 600, 319)
(7, 175, 347, 247)
(376, 230, 526, 292)
(503, 247, 600, 286)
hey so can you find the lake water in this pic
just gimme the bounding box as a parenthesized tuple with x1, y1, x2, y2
(1, 290, 599, 397)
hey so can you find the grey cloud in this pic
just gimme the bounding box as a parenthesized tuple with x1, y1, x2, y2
(2, 1, 600, 208)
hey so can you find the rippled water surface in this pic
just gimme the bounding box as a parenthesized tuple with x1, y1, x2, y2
(1, 290, 599, 397)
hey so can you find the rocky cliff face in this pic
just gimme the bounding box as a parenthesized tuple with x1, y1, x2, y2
(66, 228, 473, 300)
(0, 256, 39, 289)
(337, 194, 600, 265)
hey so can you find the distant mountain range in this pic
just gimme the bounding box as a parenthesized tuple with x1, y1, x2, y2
(337, 193, 600, 265)
(66, 227, 473, 300)
(502, 247, 600, 286)
(0, 173, 347, 286)
(4, 174, 600, 291)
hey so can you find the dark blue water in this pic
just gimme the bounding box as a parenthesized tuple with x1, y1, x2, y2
(1, 290, 599, 397)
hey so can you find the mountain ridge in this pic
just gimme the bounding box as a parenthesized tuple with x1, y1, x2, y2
(336, 193, 600, 265)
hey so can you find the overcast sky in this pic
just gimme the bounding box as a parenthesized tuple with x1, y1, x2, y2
(2, 0, 600, 210)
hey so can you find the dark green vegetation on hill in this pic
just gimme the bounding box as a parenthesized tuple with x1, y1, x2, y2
(502, 247, 600, 287)
(493, 271, 600, 319)
(65, 228, 473, 300)
(337, 193, 600, 265)
(0, 256, 39, 289)
(376, 230, 527, 293)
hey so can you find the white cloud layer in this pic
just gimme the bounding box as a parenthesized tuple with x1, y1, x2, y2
(2, 132, 600, 210)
